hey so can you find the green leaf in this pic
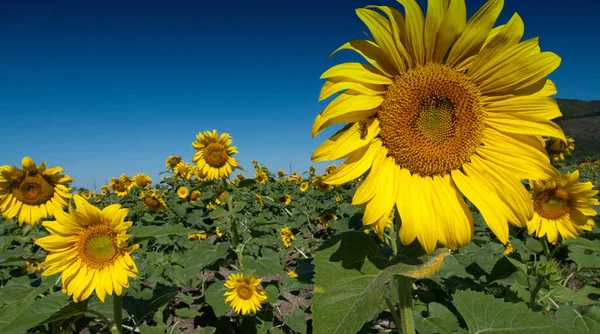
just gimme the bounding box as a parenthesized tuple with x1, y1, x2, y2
(139, 322, 167, 334)
(506, 256, 529, 275)
(238, 179, 257, 188)
(556, 305, 600, 331)
(131, 225, 191, 242)
(413, 302, 460, 334)
(244, 248, 285, 277)
(174, 242, 228, 284)
(550, 285, 600, 305)
(0, 292, 70, 334)
(569, 252, 600, 269)
(204, 281, 230, 317)
(0, 277, 44, 307)
(208, 207, 229, 220)
(175, 307, 200, 319)
(312, 232, 391, 334)
(453, 289, 558, 333)
(284, 308, 307, 334)
(123, 285, 179, 321)
(265, 284, 279, 304)
(0, 249, 27, 265)
(141, 213, 155, 223)
(564, 237, 600, 251)
(232, 201, 247, 213)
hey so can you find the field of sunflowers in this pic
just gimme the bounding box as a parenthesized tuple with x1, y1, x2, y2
(2, 0, 600, 333)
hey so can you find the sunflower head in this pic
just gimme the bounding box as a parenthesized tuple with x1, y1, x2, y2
(177, 186, 190, 200)
(236, 173, 245, 181)
(140, 190, 167, 212)
(255, 194, 264, 207)
(545, 136, 575, 163)
(311, 0, 566, 253)
(0, 157, 73, 225)
(528, 170, 599, 244)
(276, 194, 291, 206)
(224, 273, 267, 315)
(35, 195, 138, 302)
(133, 173, 152, 188)
(192, 130, 239, 181)
(299, 182, 309, 192)
(313, 176, 332, 192)
(165, 155, 183, 170)
(109, 176, 130, 197)
(173, 162, 193, 180)
(277, 170, 285, 178)
(190, 190, 201, 202)
(101, 185, 110, 196)
(80, 190, 91, 200)
(319, 212, 338, 228)
(287, 270, 298, 278)
(254, 171, 268, 184)
(188, 233, 207, 241)
(280, 227, 295, 248)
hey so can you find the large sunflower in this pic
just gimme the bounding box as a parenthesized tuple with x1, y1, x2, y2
(192, 130, 238, 181)
(312, 0, 565, 253)
(34, 195, 139, 302)
(0, 157, 73, 225)
(528, 170, 599, 244)
(224, 273, 267, 315)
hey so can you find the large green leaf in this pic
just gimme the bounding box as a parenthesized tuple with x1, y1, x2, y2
(564, 237, 600, 251)
(0, 276, 44, 307)
(453, 290, 558, 333)
(569, 252, 600, 270)
(556, 305, 600, 332)
(131, 225, 192, 242)
(173, 242, 228, 284)
(204, 281, 230, 317)
(413, 302, 460, 334)
(0, 249, 27, 265)
(244, 248, 285, 277)
(311, 232, 391, 334)
(0, 292, 70, 334)
(284, 308, 307, 334)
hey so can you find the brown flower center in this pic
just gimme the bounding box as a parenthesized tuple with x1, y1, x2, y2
(204, 143, 228, 168)
(236, 283, 254, 300)
(11, 172, 55, 205)
(78, 225, 119, 268)
(378, 63, 484, 176)
(534, 187, 571, 219)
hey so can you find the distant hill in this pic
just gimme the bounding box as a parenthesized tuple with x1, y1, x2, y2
(554, 99, 600, 160)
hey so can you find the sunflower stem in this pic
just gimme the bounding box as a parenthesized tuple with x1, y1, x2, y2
(529, 277, 544, 310)
(222, 178, 243, 268)
(395, 276, 415, 334)
(540, 238, 551, 257)
(111, 294, 123, 334)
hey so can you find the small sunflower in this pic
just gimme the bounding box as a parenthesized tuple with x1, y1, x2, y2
(215, 226, 224, 238)
(133, 173, 152, 188)
(224, 273, 267, 315)
(140, 190, 167, 212)
(101, 185, 110, 196)
(252, 160, 260, 171)
(280, 227, 295, 248)
(319, 212, 338, 227)
(0, 157, 73, 225)
(255, 171, 268, 184)
(286, 270, 298, 278)
(313, 176, 332, 192)
(312, 0, 565, 253)
(35, 195, 139, 302)
(192, 130, 239, 181)
(206, 202, 217, 210)
(255, 194, 264, 207)
(276, 194, 291, 206)
(325, 164, 338, 175)
(237, 174, 245, 181)
(173, 162, 193, 180)
(335, 196, 341, 202)
(25, 260, 43, 274)
(528, 170, 599, 244)
(309, 166, 316, 176)
(188, 233, 207, 241)
(177, 186, 190, 200)
(108, 175, 130, 197)
(299, 182, 309, 192)
(545, 136, 575, 163)
(190, 190, 201, 202)
(165, 155, 183, 170)
(80, 190, 91, 200)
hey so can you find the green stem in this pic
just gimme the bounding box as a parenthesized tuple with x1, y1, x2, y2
(548, 243, 563, 260)
(221, 178, 242, 268)
(385, 297, 402, 333)
(51, 321, 61, 334)
(529, 277, 544, 310)
(111, 295, 123, 334)
(540, 238, 550, 257)
(389, 209, 398, 256)
(396, 276, 415, 334)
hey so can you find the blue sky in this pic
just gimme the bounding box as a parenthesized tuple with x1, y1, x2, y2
(1, 0, 598, 189)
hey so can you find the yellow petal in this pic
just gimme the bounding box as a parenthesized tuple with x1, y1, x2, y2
(328, 119, 381, 160)
(396, 168, 418, 246)
(365, 5, 413, 71)
(433, 0, 466, 62)
(320, 62, 392, 85)
(485, 112, 566, 141)
(432, 174, 474, 250)
(362, 155, 398, 227)
(319, 77, 385, 101)
(484, 95, 562, 120)
(424, 0, 448, 63)
(326, 140, 383, 185)
(446, 0, 504, 67)
(353, 148, 388, 205)
(396, 0, 425, 65)
(330, 39, 397, 77)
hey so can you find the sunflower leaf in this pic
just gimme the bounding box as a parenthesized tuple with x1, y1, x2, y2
(453, 289, 560, 333)
(204, 281, 230, 317)
(0, 292, 70, 334)
(413, 302, 460, 334)
(131, 225, 192, 242)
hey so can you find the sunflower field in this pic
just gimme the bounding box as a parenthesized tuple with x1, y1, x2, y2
(3, 0, 600, 333)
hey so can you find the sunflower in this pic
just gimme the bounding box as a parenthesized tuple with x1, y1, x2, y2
(140, 190, 167, 212)
(255, 194, 264, 207)
(280, 227, 295, 248)
(255, 171, 268, 184)
(165, 155, 183, 170)
(101, 185, 110, 196)
(173, 162, 193, 180)
(527, 170, 599, 244)
(325, 164, 338, 175)
(309, 166, 316, 176)
(34, 195, 139, 302)
(0, 157, 73, 225)
(192, 130, 238, 181)
(299, 182, 309, 192)
(188, 233, 207, 241)
(190, 190, 201, 202)
(224, 273, 267, 315)
(276, 194, 291, 206)
(287, 270, 298, 278)
(335, 196, 341, 202)
(177, 186, 190, 200)
(313, 176, 333, 192)
(80, 190, 91, 200)
(108, 175, 131, 197)
(133, 173, 152, 188)
(277, 170, 285, 178)
(237, 174, 245, 181)
(545, 136, 575, 163)
(311, 0, 565, 252)
(319, 212, 338, 227)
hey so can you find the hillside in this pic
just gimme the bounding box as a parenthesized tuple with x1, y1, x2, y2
(555, 99, 600, 160)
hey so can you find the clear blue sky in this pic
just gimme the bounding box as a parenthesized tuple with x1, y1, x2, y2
(1, 0, 598, 189)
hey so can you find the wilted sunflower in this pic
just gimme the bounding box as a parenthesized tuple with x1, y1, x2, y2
(173, 162, 193, 180)
(224, 273, 267, 315)
(165, 155, 183, 170)
(255, 171, 268, 184)
(133, 173, 152, 188)
(190, 190, 201, 202)
(528, 170, 599, 244)
(177, 186, 190, 200)
(312, 0, 565, 253)
(80, 190, 91, 200)
(299, 182, 309, 192)
(35, 195, 139, 302)
(140, 190, 167, 212)
(0, 157, 73, 225)
(192, 130, 238, 181)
